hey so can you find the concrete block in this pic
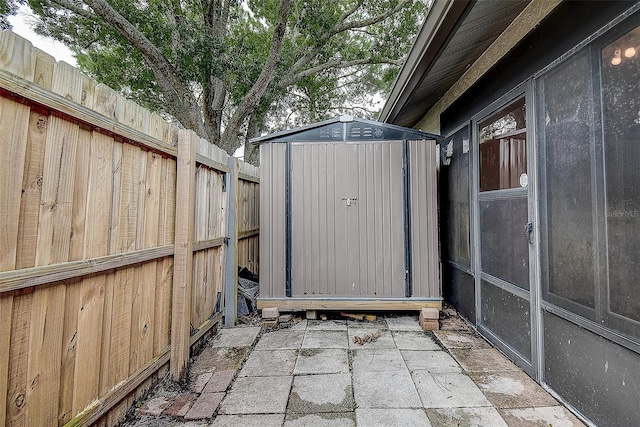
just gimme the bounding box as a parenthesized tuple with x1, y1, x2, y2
(279, 314, 293, 323)
(412, 371, 490, 408)
(285, 413, 356, 426)
(356, 409, 431, 426)
(255, 331, 305, 350)
(262, 307, 279, 319)
(302, 331, 350, 349)
(184, 392, 225, 420)
(450, 348, 520, 373)
(294, 349, 349, 375)
(402, 350, 462, 373)
(352, 349, 406, 372)
(240, 349, 297, 377)
(211, 327, 261, 348)
(433, 331, 492, 349)
(386, 316, 422, 332)
(499, 406, 584, 427)
(288, 373, 354, 413)
(428, 407, 508, 426)
(307, 319, 347, 331)
(420, 319, 439, 331)
(352, 370, 422, 408)
(262, 319, 279, 327)
(219, 376, 293, 415)
(306, 310, 317, 320)
(391, 331, 440, 350)
(212, 414, 285, 427)
(421, 307, 440, 320)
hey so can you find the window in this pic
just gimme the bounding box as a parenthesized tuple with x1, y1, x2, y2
(479, 98, 527, 191)
(441, 126, 471, 268)
(537, 52, 596, 313)
(537, 17, 640, 340)
(601, 24, 640, 324)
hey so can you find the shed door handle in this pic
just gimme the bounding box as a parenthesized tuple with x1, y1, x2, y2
(341, 197, 357, 206)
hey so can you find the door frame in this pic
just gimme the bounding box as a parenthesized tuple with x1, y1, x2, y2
(470, 80, 542, 378)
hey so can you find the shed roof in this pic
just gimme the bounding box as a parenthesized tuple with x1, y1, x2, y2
(250, 115, 441, 145)
(380, 0, 531, 127)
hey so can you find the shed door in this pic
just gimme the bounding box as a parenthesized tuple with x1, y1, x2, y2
(289, 141, 406, 297)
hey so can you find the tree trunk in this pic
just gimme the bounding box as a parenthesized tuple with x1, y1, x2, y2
(220, 0, 292, 153)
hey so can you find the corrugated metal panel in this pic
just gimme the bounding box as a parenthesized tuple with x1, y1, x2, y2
(410, 140, 440, 298)
(259, 143, 287, 297)
(290, 142, 405, 297)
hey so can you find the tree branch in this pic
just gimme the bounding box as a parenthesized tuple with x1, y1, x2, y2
(335, 0, 413, 32)
(283, 0, 412, 90)
(51, 0, 96, 20)
(81, 0, 208, 138)
(289, 57, 402, 85)
(339, 0, 366, 22)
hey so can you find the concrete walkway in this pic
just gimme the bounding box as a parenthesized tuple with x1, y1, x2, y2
(130, 313, 585, 426)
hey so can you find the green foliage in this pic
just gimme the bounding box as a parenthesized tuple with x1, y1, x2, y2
(1, 0, 23, 30)
(23, 0, 429, 161)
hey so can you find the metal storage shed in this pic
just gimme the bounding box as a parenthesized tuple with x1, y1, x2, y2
(251, 115, 442, 312)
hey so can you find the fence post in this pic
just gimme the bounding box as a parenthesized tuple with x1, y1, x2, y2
(171, 130, 196, 379)
(224, 157, 239, 326)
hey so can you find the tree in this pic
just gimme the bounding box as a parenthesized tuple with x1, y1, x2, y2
(23, 0, 428, 163)
(1, 0, 21, 29)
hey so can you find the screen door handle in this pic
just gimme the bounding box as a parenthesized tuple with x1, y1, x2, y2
(524, 222, 533, 244)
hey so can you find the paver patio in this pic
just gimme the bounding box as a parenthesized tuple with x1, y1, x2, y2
(129, 314, 586, 426)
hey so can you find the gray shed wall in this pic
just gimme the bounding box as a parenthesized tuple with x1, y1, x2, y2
(409, 140, 440, 298)
(259, 138, 439, 301)
(259, 142, 287, 298)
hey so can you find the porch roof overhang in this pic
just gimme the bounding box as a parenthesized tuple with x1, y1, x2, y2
(379, 0, 533, 128)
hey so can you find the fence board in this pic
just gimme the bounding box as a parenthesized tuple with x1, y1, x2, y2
(34, 113, 79, 266)
(58, 278, 81, 424)
(7, 289, 33, 425)
(99, 272, 114, 396)
(0, 97, 30, 271)
(135, 150, 162, 371)
(69, 125, 91, 261)
(154, 158, 173, 354)
(108, 266, 134, 387)
(33, 50, 54, 90)
(25, 284, 65, 425)
(15, 111, 47, 270)
(0, 31, 35, 81)
(0, 294, 12, 427)
(73, 273, 105, 413)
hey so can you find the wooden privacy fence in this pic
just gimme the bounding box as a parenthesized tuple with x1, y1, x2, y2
(0, 30, 259, 426)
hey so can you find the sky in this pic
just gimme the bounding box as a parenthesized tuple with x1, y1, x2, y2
(7, 5, 77, 66)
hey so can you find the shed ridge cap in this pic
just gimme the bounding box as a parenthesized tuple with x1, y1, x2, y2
(250, 115, 442, 145)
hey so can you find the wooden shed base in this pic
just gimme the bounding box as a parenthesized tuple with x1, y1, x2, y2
(257, 298, 442, 312)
